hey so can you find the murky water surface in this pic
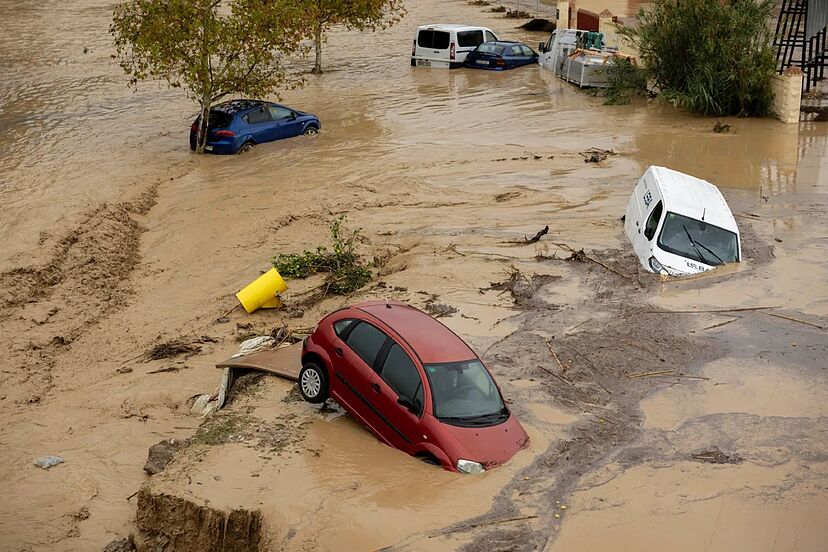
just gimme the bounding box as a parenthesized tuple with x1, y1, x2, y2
(1, 0, 827, 550)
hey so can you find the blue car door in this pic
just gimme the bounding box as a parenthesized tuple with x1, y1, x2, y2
(508, 45, 529, 67)
(243, 105, 274, 143)
(519, 44, 538, 66)
(267, 105, 302, 139)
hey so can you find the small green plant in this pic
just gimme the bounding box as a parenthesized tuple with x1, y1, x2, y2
(273, 216, 372, 295)
(588, 57, 648, 105)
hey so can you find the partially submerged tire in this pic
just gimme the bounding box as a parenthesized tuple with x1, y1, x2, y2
(238, 141, 255, 153)
(299, 362, 329, 403)
(303, 126, 319, 136)
(416, 453, 440, 466)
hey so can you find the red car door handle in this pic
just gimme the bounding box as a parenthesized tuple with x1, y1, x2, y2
(335, 347, 344, 357)
(371, 383, 381, 393)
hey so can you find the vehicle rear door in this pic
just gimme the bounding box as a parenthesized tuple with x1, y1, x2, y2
(368, 341, 426, 452)
(333, 320, 392, 441)
(415, 29, 434, 64)
(243, 105, 274, 143)
(267, 105, 301, 139)
(430, 30, 451, 62)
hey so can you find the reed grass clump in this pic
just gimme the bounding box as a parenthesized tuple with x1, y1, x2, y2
(620, 0, 776, 116)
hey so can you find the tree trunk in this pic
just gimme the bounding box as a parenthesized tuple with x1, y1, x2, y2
(196, 0, 211, 154)
(312, 23, 323, 74)
(198, 94, 211, 154)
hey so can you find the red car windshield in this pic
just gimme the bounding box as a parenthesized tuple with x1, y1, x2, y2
(424, 360, 507, 424)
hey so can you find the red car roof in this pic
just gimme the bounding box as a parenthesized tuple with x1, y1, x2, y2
(354, 301, 476, 364)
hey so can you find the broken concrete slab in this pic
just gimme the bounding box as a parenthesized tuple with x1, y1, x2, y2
(216, 342, 302, 382)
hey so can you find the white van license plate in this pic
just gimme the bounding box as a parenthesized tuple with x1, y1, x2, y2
(475, 60, 489, 65)
(417, 59, 431, 67)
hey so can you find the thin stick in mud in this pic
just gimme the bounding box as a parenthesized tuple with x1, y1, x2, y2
(760, 310, 825, 330)
(544, 337, 567, 375)
(549, 241, 632, 281)
(644, 306, 781, 314)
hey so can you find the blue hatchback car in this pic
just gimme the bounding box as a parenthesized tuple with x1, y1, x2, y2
(189, 99, 321, 154)
(463, 41, 539, 70)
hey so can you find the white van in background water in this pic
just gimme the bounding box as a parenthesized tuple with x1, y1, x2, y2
(411, 24, 499, 68)
(624, 166, 741, 276)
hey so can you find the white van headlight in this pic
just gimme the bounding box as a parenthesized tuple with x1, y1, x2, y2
(456, 459, 485, 474)
(648, 256, 667, 275)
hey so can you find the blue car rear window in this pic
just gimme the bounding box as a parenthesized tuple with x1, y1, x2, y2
(477, 43, 505, 55)
(194, 110, 232, 131)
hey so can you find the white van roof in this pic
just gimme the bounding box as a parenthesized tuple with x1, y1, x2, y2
(646, 166, 739, 234)
(417, 24, 492, 31)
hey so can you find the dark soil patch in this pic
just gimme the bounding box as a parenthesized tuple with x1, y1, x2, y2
(144, 439, 189, 475)
(485, 267, 560, 308)
(423, 295, 459, 318)
(691, 447, 743, 464)
(144, 338, 202, 361)
(494, 191, 522, 202)
(520, 18, 555, 32)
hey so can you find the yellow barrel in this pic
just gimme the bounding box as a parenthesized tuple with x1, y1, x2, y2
(236, 267, 288, 313)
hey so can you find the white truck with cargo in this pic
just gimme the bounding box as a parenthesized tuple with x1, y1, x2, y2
(624, 166, 741, 276)
(538, 28, 635, 88)
(411, 24, 499, 69)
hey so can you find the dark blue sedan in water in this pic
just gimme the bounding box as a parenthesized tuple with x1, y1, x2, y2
(463, 41, 539, 70)
(189, 99, 320, 154)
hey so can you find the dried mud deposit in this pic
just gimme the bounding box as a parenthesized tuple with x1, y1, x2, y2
(2, 0, 827, 551)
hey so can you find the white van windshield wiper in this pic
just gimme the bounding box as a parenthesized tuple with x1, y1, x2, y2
(694, 239, 725, 266)
(682, 225, 718, 266)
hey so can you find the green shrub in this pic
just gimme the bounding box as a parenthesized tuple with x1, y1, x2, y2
(620, 0, 776, 116)
(589, 57, 648, 105)
(273, 216, 372, 295)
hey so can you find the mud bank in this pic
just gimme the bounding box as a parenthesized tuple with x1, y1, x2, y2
(135, 489, 265, 552)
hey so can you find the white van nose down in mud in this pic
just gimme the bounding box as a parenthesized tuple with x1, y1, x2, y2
(624, 166, 741, 276)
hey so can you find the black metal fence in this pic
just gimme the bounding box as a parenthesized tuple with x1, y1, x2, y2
(803, 26, 827, 90)
(775, 0, 828, 91)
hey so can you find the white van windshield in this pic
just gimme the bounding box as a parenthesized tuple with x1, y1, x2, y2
(658, 212, 739, 266)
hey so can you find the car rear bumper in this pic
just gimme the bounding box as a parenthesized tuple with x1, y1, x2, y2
(189, 132, 239, 154)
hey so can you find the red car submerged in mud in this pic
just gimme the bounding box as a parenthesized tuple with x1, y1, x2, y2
(299, 301, 529, 473)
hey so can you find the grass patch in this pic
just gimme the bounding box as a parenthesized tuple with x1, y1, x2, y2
(191, 414, 246, 446)
(273, 216, 372, 295)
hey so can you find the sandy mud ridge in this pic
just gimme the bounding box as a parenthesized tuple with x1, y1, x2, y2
(0, 183, 161, 405)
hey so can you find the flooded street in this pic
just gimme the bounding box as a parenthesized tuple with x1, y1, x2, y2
(1, 0, 827, 551)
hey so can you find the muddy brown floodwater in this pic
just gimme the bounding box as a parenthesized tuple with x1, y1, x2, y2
(1, 0, 827, 551)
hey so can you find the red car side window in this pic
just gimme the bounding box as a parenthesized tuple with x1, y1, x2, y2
(380, 344, 424, 413)
(343, 322, 387, 367)
(333, 318, 358, 338)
